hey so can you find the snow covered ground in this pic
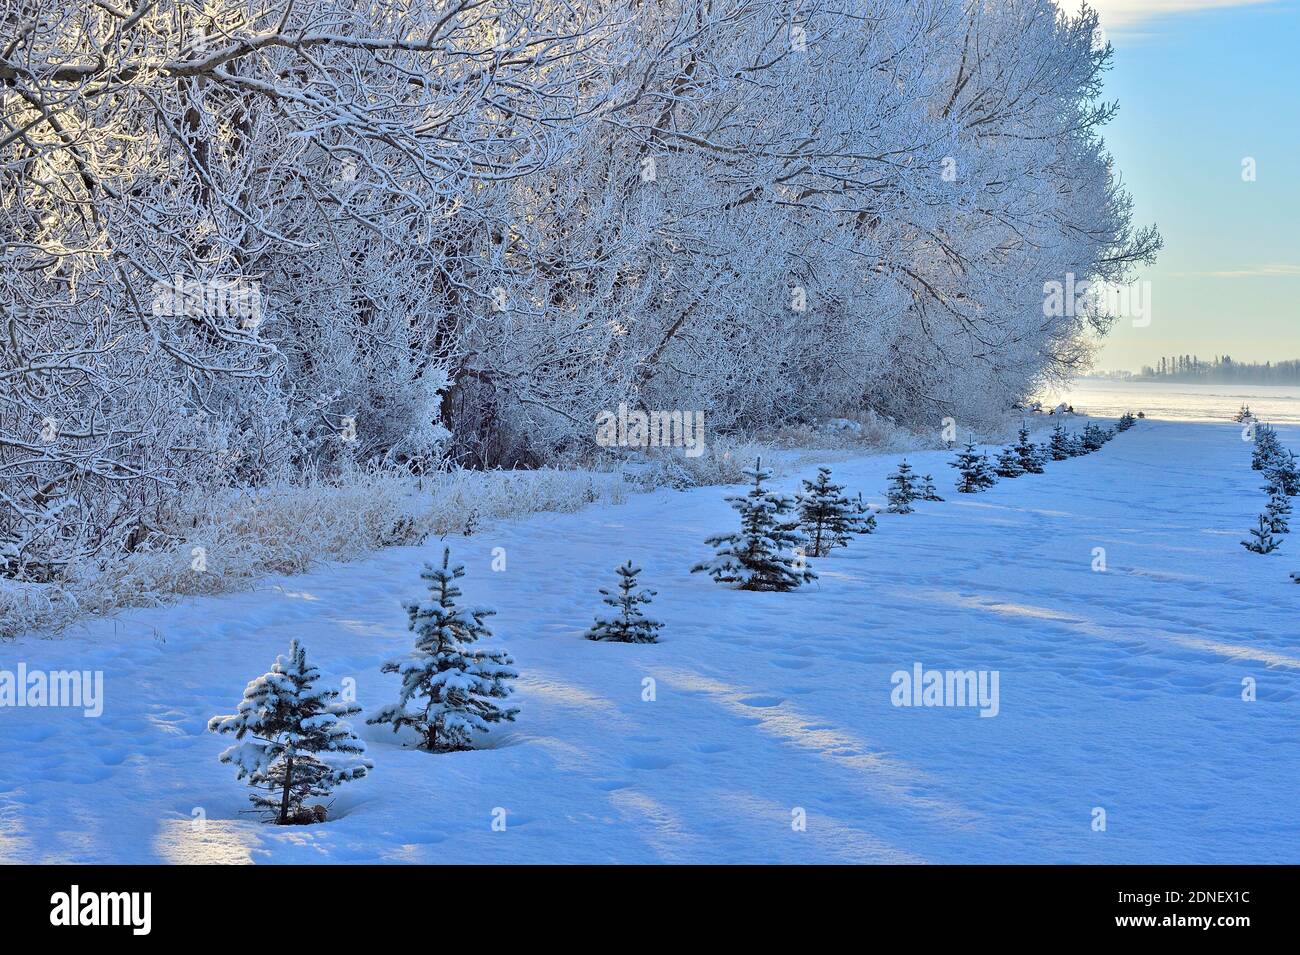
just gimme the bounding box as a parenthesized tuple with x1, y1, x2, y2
(2, 418, 1298, 864)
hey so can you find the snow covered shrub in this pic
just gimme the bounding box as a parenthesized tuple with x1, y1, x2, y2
(209, 640, 371, 825)
(585, 562, 662, 644)
(693, 458, 815, 591)
(369, 549, 519, 752)
(796, 468, 876, 557)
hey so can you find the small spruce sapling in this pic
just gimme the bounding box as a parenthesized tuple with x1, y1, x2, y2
(796, 467, 875, 556)
(920, 474, 944, 501)
(692, 457, 816, 591)
(1265, 450, 1300, 496)
(1251, 425, 1281, 471)
(1242, 515, 1283, 555)
(951, 440, 998, 493)
(586, 561, 663, 643)
(1014, 423, 1045, 474)
(209, 640, 371, 825)
(885, 459, 921, 513)
(1266, 490, 1292, 535)
(1048, 423, 1073, 461)
(369, 548, 519, 752)
(995, 446, 1025, 478)
(1080, 423, 1107, 452)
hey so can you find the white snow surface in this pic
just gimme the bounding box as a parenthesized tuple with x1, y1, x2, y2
(2, 419, 1298, 864)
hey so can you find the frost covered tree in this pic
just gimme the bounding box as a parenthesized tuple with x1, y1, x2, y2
(796, 468, 875, 556)
(1243, 516, 1283, 555)
(1014, 425, 1046, 474)
(208, 640, 371, 824)
(586, 561, 662, 644)
(952, 441, 998, 493)
(886, 461, 922, 514)
(1117, 412, 1138, 431)
(0, 0, 1160, 576)
(995, 447, 1026, 479)
(369, 549, 519, 752)
(693, 458, 815, 591)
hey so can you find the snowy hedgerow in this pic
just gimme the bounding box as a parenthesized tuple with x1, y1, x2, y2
(885, 460, 921, 514)
(369, 549, 519, 752)
(796, 467, 876, 556)
(995, 446, 1025, 479)
(1048, 423, 1073, 461)
(586, 561, 662, 644)
(1014, 424, 1045, 474)
(1117, 411, 1137, 430)
(1242, 516, 1283, 555)
(1266, 491, 1292, 535)
(951, 441, 998, 493)
(209, 640, 371, 825)
(692, 458, 816, 591)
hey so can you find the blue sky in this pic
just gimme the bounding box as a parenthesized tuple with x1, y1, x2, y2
(1073, 0, 1300, 371)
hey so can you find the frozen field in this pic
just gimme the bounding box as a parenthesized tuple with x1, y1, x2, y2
(1044, 379, 1300, 424)
(2, 417, 1297, 864)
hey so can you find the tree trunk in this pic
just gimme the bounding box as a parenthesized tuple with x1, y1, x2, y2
(278, 755, 294, 825)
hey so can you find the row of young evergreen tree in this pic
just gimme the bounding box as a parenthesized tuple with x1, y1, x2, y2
(1240, 419, 1300, 567)
(949, 414, 1139, 495)
(208, 413, 1149, 824)
(692, 415, 1144, 593)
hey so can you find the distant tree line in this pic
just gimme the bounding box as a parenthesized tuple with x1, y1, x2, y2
(1138, 356, 1300, 385)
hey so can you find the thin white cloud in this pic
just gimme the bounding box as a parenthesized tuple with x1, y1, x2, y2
(1170, 264, 1300, 279)
(1071, 1, 1280, 29)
